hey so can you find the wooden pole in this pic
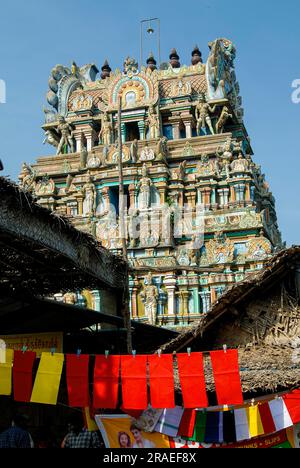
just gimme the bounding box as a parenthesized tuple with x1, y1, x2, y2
(118, 97, 133, 354)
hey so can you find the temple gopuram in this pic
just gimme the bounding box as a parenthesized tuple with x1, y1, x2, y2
(19, 38, 283, 329)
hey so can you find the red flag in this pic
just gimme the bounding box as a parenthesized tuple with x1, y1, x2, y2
(177, 353, 208, 408)
(148, 354, 175, 409)
(210, 349, 243, 405)
(283, 389, 300, 424)
(66, 354, 90, 408)
(121, 356, 148, 410)
(13, 351, 36, 402)
(178, 409, 197, 438)
(93, 355, 120, 409)
(258, 402, 276, 434)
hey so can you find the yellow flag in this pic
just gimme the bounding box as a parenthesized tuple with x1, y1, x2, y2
(31, 353, 64, 405)
(246, 405, 264, 438)
(0, 349, 14, 395)
(84, 408, 99, 432)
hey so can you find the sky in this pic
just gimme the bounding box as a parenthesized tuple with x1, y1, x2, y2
(0, 0, 299, 245)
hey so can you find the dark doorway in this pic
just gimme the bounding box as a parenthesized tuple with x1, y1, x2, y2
(126, 122, 140, 142)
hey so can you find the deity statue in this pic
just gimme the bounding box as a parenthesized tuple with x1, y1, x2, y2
(138, 164, 152, 210)
(147, 105, 160, 139)
(101, 145, 110, 166)
(231, 153, 249, 173)
(195, 95, 217, 135)
(123, 56, 138, 75)
(56, 116, 75, 155)
(173, 160, 187, 180)
(83, 175, 97, 216)
(99, 112, 113, 146)
(216, 137, 233, 179)
(87, 151, 101, 169)
(141, 272, 159, 325)
(19, 163, 36, 192)
(216, 105, 233, 134)
(156, 137, 168, 163)
(80, 146, 88, 169)
(43, 129, 60, 149)
(65, 174, 73, 193)
(130, 139, 138, 163)
(63, 292, 77, 305)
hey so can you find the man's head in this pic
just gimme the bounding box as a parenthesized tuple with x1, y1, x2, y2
(130, 423, 142, 442)
(12, 413, 30, 430)
(67, 412, 83, 435)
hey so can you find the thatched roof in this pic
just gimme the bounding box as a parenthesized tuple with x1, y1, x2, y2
(0, 177, 127, 295)
(160, 247, 300, 354)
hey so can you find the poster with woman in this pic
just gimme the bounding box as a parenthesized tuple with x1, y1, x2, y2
(95, 415, 170, 449)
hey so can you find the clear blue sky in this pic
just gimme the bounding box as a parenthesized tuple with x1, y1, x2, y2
(0, 0, 299, 245)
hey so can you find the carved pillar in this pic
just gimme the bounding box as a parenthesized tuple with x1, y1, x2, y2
(164, 275, 177, 316)
(132, 287, 139, 318)
(202, 187, 211, 210)
(245, 182, 251, 202)
(181, 116, 193, 139)
(218, 189, 224, 207)
(186, 190, 197, 208)
(211, 287, 217, 305)
(180, 290, 189, 315)
(200, 290, 211, 313)
(172, 123, 180, 140)
(73, 131, 84, 153)
(223, 188, 230, 207)
(121, 123, 126, 143)
(138, 120, 146, 140)
(230, 185, 236, 203)
(84, 129, 97, 151)
(128, 184, 136, 209)
(156, 182, 167, 205)
(77, 195, 84, 215)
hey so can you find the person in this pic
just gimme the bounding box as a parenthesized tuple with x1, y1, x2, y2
(118, 431, 131, 448)
(130, 423, 155, 449)
(62, 413, 102, 449)
(0, 413, 33, 448)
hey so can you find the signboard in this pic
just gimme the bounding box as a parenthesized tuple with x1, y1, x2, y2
(0, 332, 63, 357)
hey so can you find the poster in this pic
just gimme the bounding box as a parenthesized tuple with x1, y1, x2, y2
(95, 415, 170, 449)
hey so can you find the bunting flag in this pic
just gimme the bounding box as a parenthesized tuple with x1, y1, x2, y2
(223, 410, 236, 442)
(177, 353, 208, 408)
(283, 389, 300, 424)
(66, 354, 90, 408)
(190, 411, 207, 442)
(93, 355, 120, 409)
(30, 353, 64, 405)
(0, 349, 14, 396)
(204, 411, 223, 443)
(155, 407, 184, 437)
(178, 409, 197, 438)
(268, 398, 293, 431)
(234, 408, 251, 442)
(246, 405, 264, 438)
(121, 355, 148, 410)
(258, 402, 276, 434)
(13, 351, 36, 402)
(148, 355, 175, 409)
(210, 350, 243, 405)
(83, 407, 99, 432)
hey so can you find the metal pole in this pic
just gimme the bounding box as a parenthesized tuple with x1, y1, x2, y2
(158, 18, 161, 66)
(118, 97, 132, 354)
(140, 21, 143, 69)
